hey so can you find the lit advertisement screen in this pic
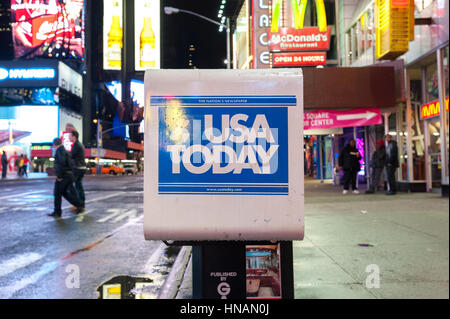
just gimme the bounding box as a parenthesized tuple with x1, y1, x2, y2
(0, 105, 59, 143)
(103, 0, 123, 70)
(105, 80, 144, 107)
(135, 0, 160, 71)
(11, 0, 85, 60)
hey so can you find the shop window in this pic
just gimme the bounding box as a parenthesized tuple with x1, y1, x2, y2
(444, 45, 449, 184)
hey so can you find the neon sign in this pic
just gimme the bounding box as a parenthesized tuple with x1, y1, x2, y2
(420, 98, 449, 120)
(0, 67, 56, 81)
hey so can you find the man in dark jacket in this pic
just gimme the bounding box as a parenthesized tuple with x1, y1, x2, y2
(338, 139, 361, 194)
(48, 138, 83, 218)
(70, 130, 86, 209)
(1, 151, 7, 179)
(385, 134, 399, 195)
(366, 140, 386, 193)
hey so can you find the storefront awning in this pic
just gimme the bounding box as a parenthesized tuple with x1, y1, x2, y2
(0, 129, 31, 147)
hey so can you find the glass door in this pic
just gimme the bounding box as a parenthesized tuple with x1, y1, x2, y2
(428, 120, 442, 190)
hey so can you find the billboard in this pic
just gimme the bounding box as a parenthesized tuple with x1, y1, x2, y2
(11, 0, 85, 60)
(144, 69, 304, 241)
(0, 105, 59, 144)
(134, 0, 160, 71)
(103, 0, 123, 70)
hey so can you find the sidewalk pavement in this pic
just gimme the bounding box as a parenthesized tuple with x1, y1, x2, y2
(174, 178, 449, 299)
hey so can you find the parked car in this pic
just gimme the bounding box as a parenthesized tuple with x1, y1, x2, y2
(123, 163, 138, 175)
(91, 164, 124, 175)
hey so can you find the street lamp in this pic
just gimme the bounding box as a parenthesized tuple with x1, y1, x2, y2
(164, 6, 231, 69)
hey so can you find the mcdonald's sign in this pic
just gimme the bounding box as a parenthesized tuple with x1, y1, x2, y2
(420, 98, 449, 120)
(267, 0, 331, 53)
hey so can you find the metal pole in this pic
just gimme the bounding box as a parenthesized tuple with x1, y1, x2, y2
(319, 136, 324, 183)
(96, 119, 101, 175)
(226, 17, 231, 69)
(405, 69, 414, 182)
(422, 67, 432, 192)
(364, 126, 370, 190)
(437, 48, 448, 185)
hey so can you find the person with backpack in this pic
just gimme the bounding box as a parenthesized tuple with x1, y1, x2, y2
(48, 138, 83, 218)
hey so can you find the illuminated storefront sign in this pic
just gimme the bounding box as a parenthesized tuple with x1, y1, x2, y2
(272, 52, 326, 66)
(252, 0, 271, 68)
(11, 0, 85, 60)
(31, 145, 51, 151)
(268, 26, 331, 52)
(270, 0, 328, 33)
(420, 98, 449, 120)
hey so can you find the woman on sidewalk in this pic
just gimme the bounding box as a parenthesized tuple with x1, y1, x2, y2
(338, 139, 361, 195)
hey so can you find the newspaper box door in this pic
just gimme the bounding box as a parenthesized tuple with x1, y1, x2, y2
(144, 69, 304, 241)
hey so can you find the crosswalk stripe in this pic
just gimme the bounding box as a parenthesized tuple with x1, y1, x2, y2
(97, 210, 122, 223)
(0, 261, 59, 299)
(0, 252, 44, 278)
(112, 209, 138, 223)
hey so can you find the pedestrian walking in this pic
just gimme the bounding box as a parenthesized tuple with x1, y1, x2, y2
(365, 140, 386, 193)
(338, 139, 361, 195)
(385, 134, 399, 195)
(48, 138, 83, 218)
(1, 151, 7, 179)
(18, 155, 25, 177)
(70, 130, 86, 209)
(22, 155, 30, 178)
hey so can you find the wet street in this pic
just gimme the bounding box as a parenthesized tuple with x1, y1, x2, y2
(0, 175, 177, 299)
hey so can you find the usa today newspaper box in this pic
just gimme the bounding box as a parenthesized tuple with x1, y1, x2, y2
(144, 69, 304, 299)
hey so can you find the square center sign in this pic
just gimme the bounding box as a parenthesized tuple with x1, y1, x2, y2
(144, 69, 304, 241)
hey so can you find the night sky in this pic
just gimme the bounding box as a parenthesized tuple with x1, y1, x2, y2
(162, 0, 231, 69)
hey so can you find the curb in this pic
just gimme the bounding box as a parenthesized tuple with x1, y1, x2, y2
(157, 246, 192, 299)
(0, 174, 143, 183)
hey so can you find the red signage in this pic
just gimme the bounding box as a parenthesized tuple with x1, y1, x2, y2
(420, 98, 449, 120)
(273, 52, 326, 67)
(268, 26, 332, 52)
(61, 131, 74, 152)
(391, 0, 410, 8)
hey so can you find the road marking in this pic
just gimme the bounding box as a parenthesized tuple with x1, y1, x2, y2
(58, 192, 125, 220)
(0, 214, 144, 298)
(112, 209, 138, 223)
(0, 261, 59, 299)
(97, 209, 123, 223)
(0, 190, 47, 202)
(0, 252, 44, 278)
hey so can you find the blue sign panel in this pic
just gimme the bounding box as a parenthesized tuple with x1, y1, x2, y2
(0, 60, 59, 88)
(155, 96, 294, 195)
